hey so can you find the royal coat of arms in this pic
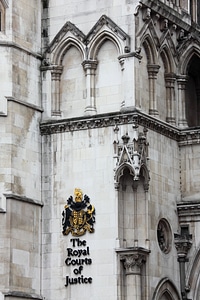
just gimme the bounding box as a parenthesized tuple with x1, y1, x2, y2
(62, 189, 95, 236)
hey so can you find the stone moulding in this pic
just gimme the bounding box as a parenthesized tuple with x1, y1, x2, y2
(177, 201, 200, 217)
(6, 96, 44, 113)
(140, 0, 191, 32)
(0, 41, 42, 60)
(45, 15, 131, 56)
(3, 291, 43, 299)
(40, 109, 200, 145)
(3, 193, 43, 207)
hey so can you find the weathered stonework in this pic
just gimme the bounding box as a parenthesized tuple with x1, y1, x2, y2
(1, 0, 200, 299)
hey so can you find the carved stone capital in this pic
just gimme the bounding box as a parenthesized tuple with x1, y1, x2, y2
(176, 75, 189, 89)
(165, 73, 176, 87)
(121, 253, 146, 275)
(51, 66, 63, 80)
(82, 60, 98, 71)
(174, 234, 192, 258)
(116, 247, 150, 275)
(147, 64, 160, 78)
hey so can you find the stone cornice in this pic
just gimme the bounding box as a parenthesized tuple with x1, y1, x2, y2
(140, 0, 192, 32)
(40, 109, 200, 146)
(177, 201, 200, 217)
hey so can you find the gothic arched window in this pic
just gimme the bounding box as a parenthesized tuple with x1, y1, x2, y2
(185, 54, 200, 127)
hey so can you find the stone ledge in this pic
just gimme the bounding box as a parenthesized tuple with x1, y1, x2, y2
(3, 291, 43, 299)
(40, 109, 200, 145)
(3, 193, 43, 207)
(177, 201, 200, 217)
(0, 41, 42, 60)
(6, 97, 43, 113)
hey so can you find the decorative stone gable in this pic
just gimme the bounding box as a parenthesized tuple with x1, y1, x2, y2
(114, 124, 150, 190)
(42, 14, 131, 66)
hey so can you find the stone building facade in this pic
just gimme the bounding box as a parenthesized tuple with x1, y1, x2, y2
(0, 0, 200, 299)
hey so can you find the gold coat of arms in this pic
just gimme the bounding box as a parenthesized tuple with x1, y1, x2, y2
(62, 189, 95, 236)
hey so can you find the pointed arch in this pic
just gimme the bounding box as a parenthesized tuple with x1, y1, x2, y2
(115, 163, 136, 185)
(141, 34, 158, 65)
(53, 37, 85, 66)
(115, 162, 150, 191)
(159, 44, 175, 74)
(88, 30, 124, 60)
(45, 21, 86, 55)
(178, 44, 200, 126)
(179, 43, 200, 75)
(152, 278, 181, 300)
(86, 14, 130, 59)
(186, 245, 200, 299)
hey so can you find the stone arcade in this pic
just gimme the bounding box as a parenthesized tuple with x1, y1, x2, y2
(1, 1, 200, 300)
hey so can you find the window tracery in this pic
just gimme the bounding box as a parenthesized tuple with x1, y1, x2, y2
(157, 219, 172, 254)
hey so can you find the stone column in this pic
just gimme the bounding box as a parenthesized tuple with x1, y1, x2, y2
(147, 64, 160, 117)
(174, 233, 192, 300)
(82, 60, 98, 116)
(117, 248, 150, 300)
(177, 75, 188, 128)
(165, 73, 176, 125)
(51, 66, 63, 116)
(195, 77, 200, 125)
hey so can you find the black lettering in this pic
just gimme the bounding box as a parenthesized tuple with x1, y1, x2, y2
(67, 248, 73, 256)
(70, 239, 77, 247)
(85, 258, 92, 265)
(65, 258, 71, 266)
(65, 276, 69, 287)
(71, 259, 76, 265)
(88, 277, 92, 283)
(84, 278, 88, 283)
(65, 276, 93, 287)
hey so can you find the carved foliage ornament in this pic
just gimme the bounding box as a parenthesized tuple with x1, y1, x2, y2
(62, 189, 95, 237)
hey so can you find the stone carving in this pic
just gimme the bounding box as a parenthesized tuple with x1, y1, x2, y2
(114, 124, 150, 190)
(174, 232, 192, 300)
(62, 189, 95, 237)
(40, 109, 200, 145)
(120, 253, 146, 275)
(174, 233, 192, 258)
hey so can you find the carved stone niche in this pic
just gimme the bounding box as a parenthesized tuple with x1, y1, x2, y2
(157, 218, 172, 254)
